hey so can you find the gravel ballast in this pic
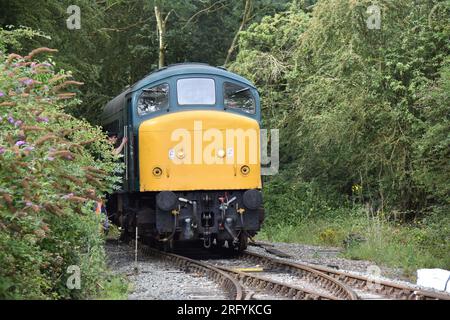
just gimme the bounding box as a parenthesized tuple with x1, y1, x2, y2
(105, 240, 447, 299)
(106, 242, 227, 300)
(247, 241, 449, 297)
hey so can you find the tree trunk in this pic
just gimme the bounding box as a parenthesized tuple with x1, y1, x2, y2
(154, 5, 166, 68)
(224, 0, 252, 66)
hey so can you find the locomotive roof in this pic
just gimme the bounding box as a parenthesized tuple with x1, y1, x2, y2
(103, 63, 256, 118)
(131, 63, 255, 91)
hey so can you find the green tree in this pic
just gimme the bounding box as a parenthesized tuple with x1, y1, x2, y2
(233, 0, 449, 217)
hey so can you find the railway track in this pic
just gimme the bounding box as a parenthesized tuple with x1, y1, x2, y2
(219, 251, 358, 300)
(140, 245, 244, 300)
(303, 260, 450, 300)
(215, 265, 352, 300)
(242, 247, 450, 300)
(126, 241, 450, 300)
(141, 244, 357, 300)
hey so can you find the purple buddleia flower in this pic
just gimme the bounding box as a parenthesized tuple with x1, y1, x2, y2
(0, 91, 4, 97)
(62, 193, 74, 199)
(15, 140, 26, 147)
(24, 146, 35, 152)
(21, 78, 34, 86)
(25, 201, 33, 207)
(8, 116, 14, 124)
(0, 147, 5, 154)
(46, 156, 55, 161)
(36, 116, 49, 123)
(14, 120, 23, 127)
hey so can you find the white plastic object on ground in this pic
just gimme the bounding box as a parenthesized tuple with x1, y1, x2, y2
(417, 269, 450, 293)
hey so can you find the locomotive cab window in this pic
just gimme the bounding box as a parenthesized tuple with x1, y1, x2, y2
(224, 82, 255, 114)
(177, 78, 216, 105)
(104, 120, 119, 136)
(137, 83, 169, 116)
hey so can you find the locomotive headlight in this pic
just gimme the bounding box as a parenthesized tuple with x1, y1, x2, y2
(217, 149, 225, 158)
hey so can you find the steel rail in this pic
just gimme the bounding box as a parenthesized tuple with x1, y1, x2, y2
(140, 245, 352, 300)
(216, 265, 339, 300)
(244, 249, 450, 300)
(240, 251, 358, 300)
(302, 263, 450, 300)
(140, 245, 244, 300)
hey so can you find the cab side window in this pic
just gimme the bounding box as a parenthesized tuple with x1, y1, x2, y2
(223, 82, 255, 114)
(105, 120, 119, 136)
(137, 83, 169, 116)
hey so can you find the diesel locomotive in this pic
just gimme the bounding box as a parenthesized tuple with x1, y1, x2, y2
(102, 63, 264, 252)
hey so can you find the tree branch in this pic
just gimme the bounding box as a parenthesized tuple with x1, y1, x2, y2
(183, 0, 227, 28)
(224, 0, 253, 66)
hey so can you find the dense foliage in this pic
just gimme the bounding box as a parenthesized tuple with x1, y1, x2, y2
(0, 0, 290, 122)
(232, 0, 449, 271)
(233, 0, 450, 218)
(0, 29, 122, 298)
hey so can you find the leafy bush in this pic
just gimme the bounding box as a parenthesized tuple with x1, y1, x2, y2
(236, 0, 450, 216)
(318, 228, 339, 245)
(263, 173, 341, 226)
(0, 31, 123, 299)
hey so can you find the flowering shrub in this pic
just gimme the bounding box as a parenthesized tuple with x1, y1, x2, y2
(0, 46, 122, 299)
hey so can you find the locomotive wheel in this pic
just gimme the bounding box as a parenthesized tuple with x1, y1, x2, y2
(237, 233, 248, 253)
(119, 231, 127, 243)
(162, 239, 174, 252)
(159, 236, 175, 252)
(119, 226, 131, 244)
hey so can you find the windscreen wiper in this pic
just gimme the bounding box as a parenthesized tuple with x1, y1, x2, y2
(143, 88, 166, 93)
(230, 87, 250, 96)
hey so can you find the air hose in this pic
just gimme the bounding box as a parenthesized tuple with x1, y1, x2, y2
(159, 212, 178, 242)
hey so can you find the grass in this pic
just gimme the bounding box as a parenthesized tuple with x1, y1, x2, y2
(257, 210, 450, 280)
(95, 225, 130, 300)
(97, 276, 129, 300)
